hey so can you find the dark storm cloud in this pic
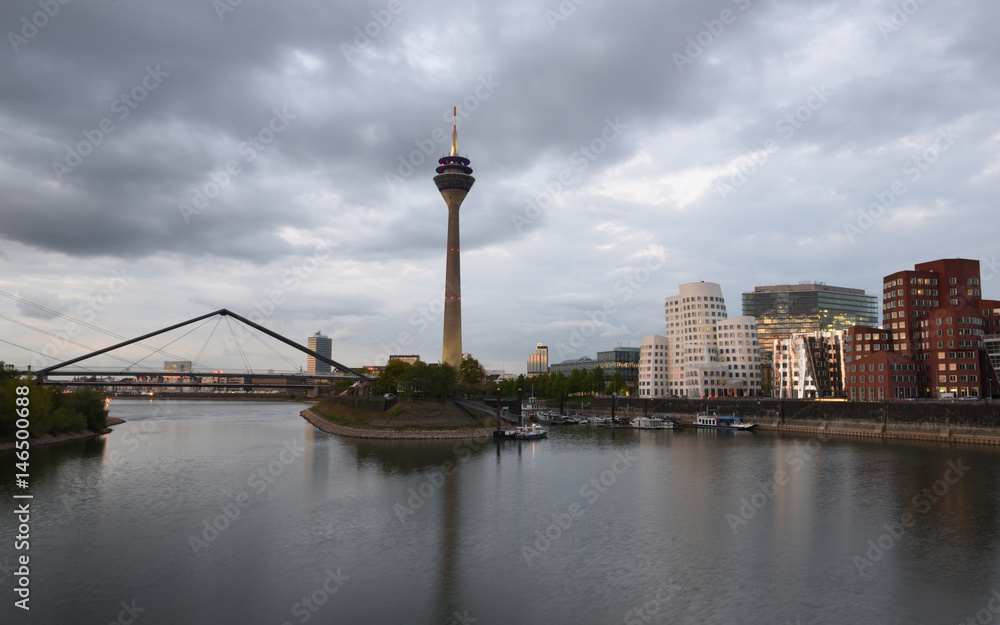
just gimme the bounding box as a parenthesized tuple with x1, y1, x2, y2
(2, 0, 999, 370)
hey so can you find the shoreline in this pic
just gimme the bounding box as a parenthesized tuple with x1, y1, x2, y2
(602, 409, 1000, 446)
(584, 396, 1000, 447)
(752, 421, 1000, 446)
(107, 396, 314, 402)
(300, 408, 494, 440)
(0, 416, 125, 453)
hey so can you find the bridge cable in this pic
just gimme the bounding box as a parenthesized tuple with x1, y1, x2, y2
(235, 319, 303, 373)
(192, 316, 222, 373)
(0, 289, 210, 367)
(223, 317, 254, 375)
(0, 313, 141, 369)
(0, 337, 61, 363)
(118, 317, 216, 372)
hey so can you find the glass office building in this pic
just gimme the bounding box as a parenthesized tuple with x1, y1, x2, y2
(596, 346, 641, 392)
(742, 283, 878, 362)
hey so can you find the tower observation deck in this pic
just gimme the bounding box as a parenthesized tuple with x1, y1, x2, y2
(433, 107, 475, 370)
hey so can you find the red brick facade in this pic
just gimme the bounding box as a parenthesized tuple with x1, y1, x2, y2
(844, 258, 1000, 400)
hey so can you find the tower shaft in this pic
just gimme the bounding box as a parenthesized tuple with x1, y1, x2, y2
(433, 113, 474, 371)
(442, 193, 466, 369)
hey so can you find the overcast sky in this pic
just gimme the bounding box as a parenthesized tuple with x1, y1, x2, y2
(1, 0, 998, 376)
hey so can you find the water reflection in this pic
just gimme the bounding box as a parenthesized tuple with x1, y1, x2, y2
(348, 436, 495, 476)
(5, 402, 1000, 624)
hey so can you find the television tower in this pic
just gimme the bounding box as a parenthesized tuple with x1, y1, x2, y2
(434, 107, 475, 370)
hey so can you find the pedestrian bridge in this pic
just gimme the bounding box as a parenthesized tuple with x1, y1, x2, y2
(34, 308, 369, 391)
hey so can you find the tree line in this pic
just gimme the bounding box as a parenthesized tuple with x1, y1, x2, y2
(370, 357, 629, 401)
(0, 363, 108, 441)
(492, 367, 628, 399)
(373, 359, 459, 400)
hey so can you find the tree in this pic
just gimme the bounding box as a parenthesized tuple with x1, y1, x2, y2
(398, 361, 428, 398)
(395, 362, 457, 399)
(459, 358, 486, 386)
(608, 372, 627, 395)
(377, 359, 412, 393)
(0, 362, 19, 383)
(567, 369, 587, 395)
(548, 372, 567, 399)
(427, 363, 457, 399)
(591, 366, 605, 395)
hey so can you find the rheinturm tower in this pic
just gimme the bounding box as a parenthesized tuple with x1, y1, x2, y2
(434, 107, 475, 370)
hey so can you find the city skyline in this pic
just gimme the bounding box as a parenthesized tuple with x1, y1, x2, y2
(1, 1, 998, 375)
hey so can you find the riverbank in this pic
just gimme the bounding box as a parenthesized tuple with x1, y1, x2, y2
(301, 400, 494, 440)
(579, 397, 1000, 446)
(0, 416, 125, 453)
(109, 394, 310, 401)
(751, 420, 1000, 445)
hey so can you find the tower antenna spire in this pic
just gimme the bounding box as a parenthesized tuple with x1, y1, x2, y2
(434, 105, 474, 370)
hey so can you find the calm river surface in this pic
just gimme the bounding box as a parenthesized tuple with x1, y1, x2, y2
(4, 400, 1000, 624)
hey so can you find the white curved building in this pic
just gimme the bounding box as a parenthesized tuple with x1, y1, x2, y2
(641, 281, 762, 398)
(638, 334, 670, 397)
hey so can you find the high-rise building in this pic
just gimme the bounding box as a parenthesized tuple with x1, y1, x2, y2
(434, 107, 475, 370)
(307, 331, 332, 374)
(164, 360, 193, 393)
(638, 335, 669, 397)
(659, 282, 762, 398)
(742, 283, 878, 363)
(772, 330, 847, 399)
(526, 343, 548, 376)
(844, 258, 1000, 399)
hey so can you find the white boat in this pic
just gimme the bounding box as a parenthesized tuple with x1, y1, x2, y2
(690, 411, 757, 430)
(632, 416, 674, 429)
(513, 423, 548, 439)
(537, 410, 564, 423)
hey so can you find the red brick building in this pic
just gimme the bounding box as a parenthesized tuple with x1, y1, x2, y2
(844, 258, 1000, 400)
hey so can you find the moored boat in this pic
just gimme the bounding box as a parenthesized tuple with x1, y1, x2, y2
(690, 411, 756, 430)
(513, 423, 548, 439)
(632, 416, 675, 429)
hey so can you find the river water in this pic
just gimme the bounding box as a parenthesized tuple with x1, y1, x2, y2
(3, 400, 1000, 624)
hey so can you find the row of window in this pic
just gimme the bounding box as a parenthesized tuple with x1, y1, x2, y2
(885, 277, 940, 289)
(938, 375, 979, 382)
